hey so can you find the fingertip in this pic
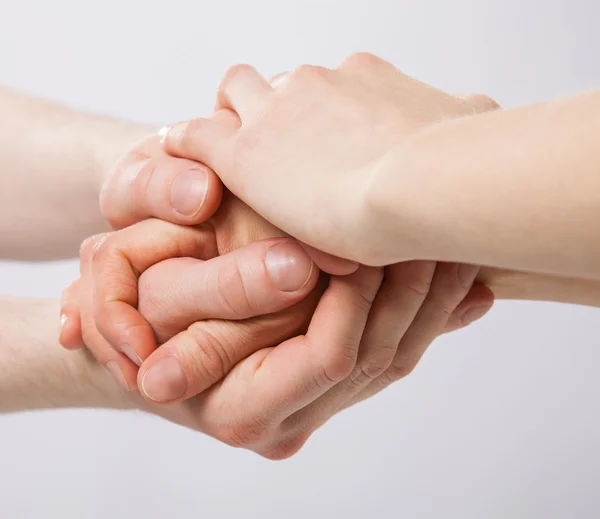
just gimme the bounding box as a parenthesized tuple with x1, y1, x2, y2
(59, 310, 85, 350)
(264, 240, 319, 294)
(444, 284, 494, 332)
(299, 243, 359, 276)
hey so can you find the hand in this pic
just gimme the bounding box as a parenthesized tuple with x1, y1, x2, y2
(101, 101, 357, 276)
(66, 238, 492, 458)
(64, 97, 495, 396)
(60, 222, 321, 393)
(160, 52, 498, 265)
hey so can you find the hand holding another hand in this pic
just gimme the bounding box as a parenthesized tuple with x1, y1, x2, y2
(160, 53, 498, 266)
(58, 56, 496, 458)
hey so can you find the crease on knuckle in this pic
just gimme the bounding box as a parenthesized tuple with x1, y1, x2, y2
(348, 351, 395, 387)
(321, 342, 358, 386)
(216, 257, 254, 316)
(426, 290, 462, 318)
(186, 324, 233, 382)
(221, 414, 272, 449)
(384, 361, 417, 383)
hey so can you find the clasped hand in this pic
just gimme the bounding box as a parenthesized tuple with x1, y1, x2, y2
(59, 53, 495, 459)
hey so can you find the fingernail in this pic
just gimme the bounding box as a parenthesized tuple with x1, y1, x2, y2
(60, 313, 67, 330)
(169, 169, 208, 216)
(458, 264, 479, 288)
(121, 344, 142, 367)
(106, 361, 130, 391)
(265, 241, 314, 292)
(141, 356, 188, 403)
(158, 126, 170, 144)
(462, 306, 490, 325)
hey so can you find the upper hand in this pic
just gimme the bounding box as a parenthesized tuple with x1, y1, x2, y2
(160, 52, 498, 265)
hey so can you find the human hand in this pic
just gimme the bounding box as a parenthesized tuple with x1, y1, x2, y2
(64, 236, 492, 458)
(160, 53, 498, 265)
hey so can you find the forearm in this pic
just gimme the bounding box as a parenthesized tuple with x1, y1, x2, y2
(0, 87, 151, 260)
(0, 296, 133, 413)
(372, 89, 600, 278)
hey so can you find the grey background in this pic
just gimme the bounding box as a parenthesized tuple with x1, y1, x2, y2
(0, 0, 599, 517)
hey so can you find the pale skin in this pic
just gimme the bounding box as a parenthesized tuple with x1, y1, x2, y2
(160, 53, 600, 280)
(3, 74, 600, 458)
(0, 87, 151, 259)
(62, 72, 600, 458)
(0, 86, 492, 460)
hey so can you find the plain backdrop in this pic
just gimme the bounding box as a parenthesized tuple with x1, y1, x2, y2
(1, 1, 599, 517)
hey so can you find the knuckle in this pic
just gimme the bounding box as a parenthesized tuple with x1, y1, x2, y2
(177, 119, 203, 154)
(222, 423, 265, 450)
(221, 63, 256, 88)
(186, 324, 234, 382)
(347, 351, 395, 387)
(260, 432, 310, 461)
(341, 52, 380, 69)
(384, 361, 417, 383)
(397, 262, 435, 298)
(216, 256, 254, 316)
(80, 233, 109, 263)
(291, 64, 329, 85)
(322, 342, 358, 384)
(218, 412, 274, 449)
(468, 94, 501, 113)
(89, 233, 115, 265)
(79, 237, 95, 261)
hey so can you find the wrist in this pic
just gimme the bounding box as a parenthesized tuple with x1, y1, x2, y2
(0, 298, 134, 413)
(364, 132, 451, 264)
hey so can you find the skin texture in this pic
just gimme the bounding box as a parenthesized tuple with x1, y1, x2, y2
(2, 79, 598, 460)
(160, 53, 600, 279)
(0, 86, 151, 259)
(63, 92, 503, 392)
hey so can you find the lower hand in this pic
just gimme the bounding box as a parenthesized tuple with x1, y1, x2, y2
(61, 218, 492, 457)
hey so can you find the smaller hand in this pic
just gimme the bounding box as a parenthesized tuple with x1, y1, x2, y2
(160, 53, 498, 265)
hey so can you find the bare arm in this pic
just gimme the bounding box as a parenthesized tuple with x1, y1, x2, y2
(0, 296, 132, 413)
(0, 87, 150, 260)
(373, 90, 600, 279)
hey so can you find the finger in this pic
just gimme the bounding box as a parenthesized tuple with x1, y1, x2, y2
(78, 236, 139, 390)
(287, 261, 436, 431)
(59, 278, 85, 350)
(298, 242, 359, 276)
(353, 263, 479, 403)
(269, 72, 289, 88)
(236, 267, 382, 431)
(137, 278, 325, 404)
(137, 238, 319, 343)
(160, 117, 236, 179)
(456, 93, 501, 114)
(101, 136, 223, 229)
(91, 220, 217, 366)
(215, 64, 272, 121)
(443, 283, 494, 333)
